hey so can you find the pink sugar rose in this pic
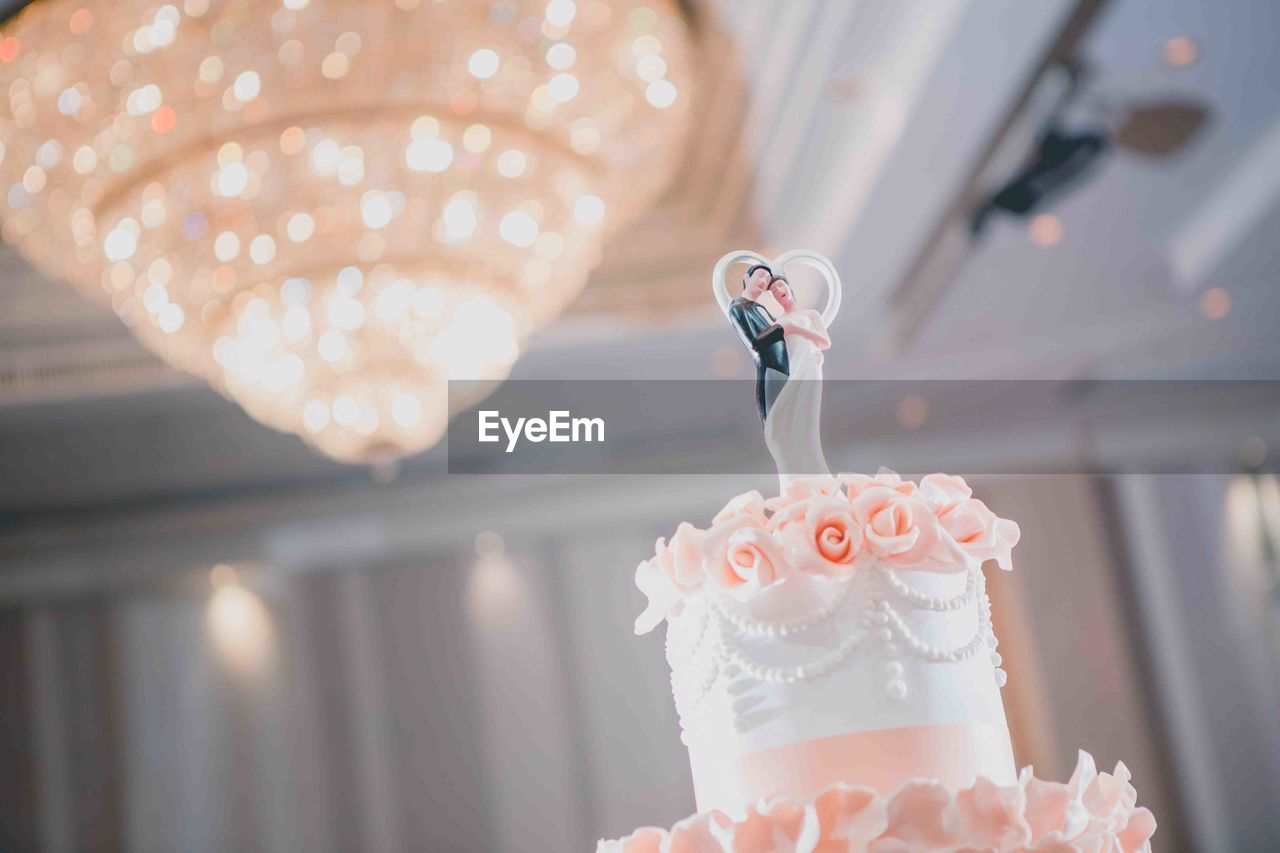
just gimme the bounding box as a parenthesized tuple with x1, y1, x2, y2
(634, 557, 681, 636)
(767, 499, 810, 534)
(713, 490, 769, 526)
(634, 472, 1023, 632)
(850, 486, 941, 567)
(937, 497, 1021, 572)
(633, 522, 706, 635)
(762, 473, 844, 527)
(665, 522, 708, 589)
(724, 527, 789, 593)
(780, 476, 843, 503)
(840, 469, 917, 500)
(918, 472, 973, 511)
(762, 473, 844, 522)
(703, 518, 789, 598)
(785, 496, 864, 579)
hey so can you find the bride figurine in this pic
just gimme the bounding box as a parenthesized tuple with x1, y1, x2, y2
(713, 250, 842, 487)
(762, 272, 832, 482)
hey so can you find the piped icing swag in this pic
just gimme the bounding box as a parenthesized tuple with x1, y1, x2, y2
(635, 471, 1019, 635)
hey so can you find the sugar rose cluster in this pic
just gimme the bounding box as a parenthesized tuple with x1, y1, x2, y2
(635, 471, 1020, 634)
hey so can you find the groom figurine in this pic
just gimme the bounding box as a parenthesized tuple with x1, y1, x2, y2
(728, 263, 789, 424)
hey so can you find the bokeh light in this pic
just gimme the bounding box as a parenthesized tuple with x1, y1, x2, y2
(0, 0, 693, 463)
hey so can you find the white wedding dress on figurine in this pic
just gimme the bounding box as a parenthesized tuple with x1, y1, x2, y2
(764, 310, 829, 485)
(712, 249, 842, 489)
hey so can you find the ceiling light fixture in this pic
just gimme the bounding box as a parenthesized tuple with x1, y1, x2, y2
(0, 0, 692, 463)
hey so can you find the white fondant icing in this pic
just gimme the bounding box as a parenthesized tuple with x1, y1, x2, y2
(665, 559, 1007, 758)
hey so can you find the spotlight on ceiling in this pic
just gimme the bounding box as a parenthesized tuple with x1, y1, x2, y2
(971, 60, 1212, 238)
(970, 122, 1108, 236)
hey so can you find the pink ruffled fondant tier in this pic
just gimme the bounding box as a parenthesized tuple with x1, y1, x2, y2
(598, 751, 1155, 853)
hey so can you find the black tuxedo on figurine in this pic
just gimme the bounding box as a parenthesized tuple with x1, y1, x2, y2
(728, 295, 790, 424)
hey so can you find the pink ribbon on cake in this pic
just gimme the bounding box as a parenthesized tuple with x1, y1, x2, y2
(690, 723, 1017, 817)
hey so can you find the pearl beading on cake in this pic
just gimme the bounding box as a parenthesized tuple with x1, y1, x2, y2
(666, 562, 1006, 736)
(879, 562, 976, 611)
(871, 569, 986, 664)
(708, 577, 856, 638)
(720, 623, 866, 684)
(670, 575, 866, 714)
(880, 603, 987, 662)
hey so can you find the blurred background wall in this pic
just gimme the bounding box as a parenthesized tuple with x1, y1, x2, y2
(2, 0, 1280, 851)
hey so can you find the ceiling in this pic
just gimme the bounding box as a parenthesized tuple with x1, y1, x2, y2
(1, 0, 1278, 521)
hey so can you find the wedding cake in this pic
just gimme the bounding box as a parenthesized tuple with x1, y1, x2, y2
(597, 252, 1156, 852)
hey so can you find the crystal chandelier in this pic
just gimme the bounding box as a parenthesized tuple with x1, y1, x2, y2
(0, 0, 691, 462)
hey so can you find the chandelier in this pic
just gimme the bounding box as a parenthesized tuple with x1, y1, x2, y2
(0, 0, 691, 462)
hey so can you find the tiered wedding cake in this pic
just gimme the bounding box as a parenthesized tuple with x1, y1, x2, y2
(598, 252, 1156, 852)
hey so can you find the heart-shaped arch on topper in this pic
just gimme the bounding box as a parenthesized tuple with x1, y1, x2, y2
(711, 249, 842, 328)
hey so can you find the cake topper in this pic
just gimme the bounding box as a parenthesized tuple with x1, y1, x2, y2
(712, 250, 841, 485)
